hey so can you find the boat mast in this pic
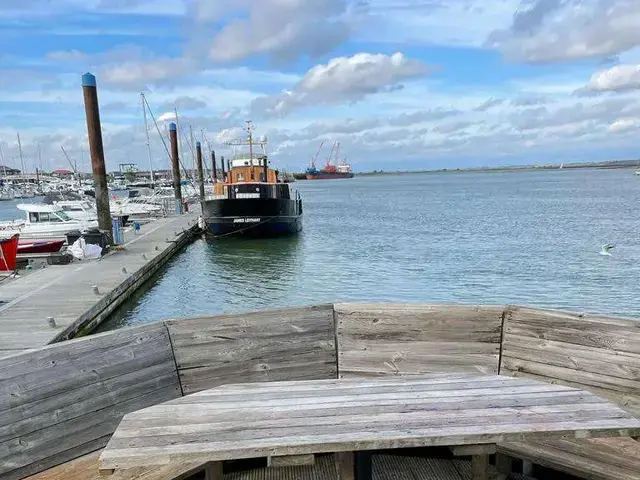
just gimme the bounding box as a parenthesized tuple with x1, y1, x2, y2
(247, 121, 254, 163)
(0, 143, 6, 177)
(17, 133, 26, 176)
(37, 142, 42, 186)
(141, 92, 155, 184)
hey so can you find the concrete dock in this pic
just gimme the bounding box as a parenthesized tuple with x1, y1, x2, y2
(0, 212, 200, 358)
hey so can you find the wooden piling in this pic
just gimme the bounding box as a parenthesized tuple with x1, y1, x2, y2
(81, 72, 113, 242)
(196, 141, 205, 201)
(169, 122, 183, 214)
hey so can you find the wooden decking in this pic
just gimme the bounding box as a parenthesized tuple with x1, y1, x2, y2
(99, 374, 640, 472)
(0, 212, 199, 357)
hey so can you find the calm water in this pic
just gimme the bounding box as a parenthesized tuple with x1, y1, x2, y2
(96, 168, 639, 330)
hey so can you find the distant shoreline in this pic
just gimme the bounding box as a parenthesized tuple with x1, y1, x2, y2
(354, 160, 640, 176)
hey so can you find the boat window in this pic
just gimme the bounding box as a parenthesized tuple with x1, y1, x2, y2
(260, 172, 266, 182)
(237, 173, 244, 181)
(29, 212, 39, 222)
(39, 212, 51, 222)
(52, 211, 71, 222)
(250, 172, 255, 180)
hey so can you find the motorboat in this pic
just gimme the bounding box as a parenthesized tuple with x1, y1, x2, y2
(0, 204, 98, 240)
(54, 200, 98, 222)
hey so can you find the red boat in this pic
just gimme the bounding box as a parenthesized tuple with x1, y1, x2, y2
(305, 141, 354, 180)
(18, 239, 65, 255)
(0, 234, 19, 271)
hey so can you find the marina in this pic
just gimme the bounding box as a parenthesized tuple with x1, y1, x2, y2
(0, 211, 199, 357)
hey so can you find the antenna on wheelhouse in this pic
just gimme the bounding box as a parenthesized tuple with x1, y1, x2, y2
(246, 120, 254, 163)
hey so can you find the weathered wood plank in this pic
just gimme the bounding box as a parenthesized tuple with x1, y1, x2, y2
(499, 306, 640, 480)
(166, 304, 337, 394)
(0, 386, 180, 477)
(22, 450, 103, 480)
(334, 452, 354, 480)
(501, 357, 640, 395)
(0, 323, 175, 410)
(504, 307, 640, 354)
(498, 438, 640, 480)
(267, 454, 315, 467)
(0, 323, 181, 479)
(336, 304, 504, 378)
(99, 375, 640, 470)
(449, 444, 496, 456)
(471, 454, 489, 480)
(502, 369, 640, 417)
(503, 334, 640, 380)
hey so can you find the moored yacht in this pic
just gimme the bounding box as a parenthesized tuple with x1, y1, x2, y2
(0, 204, 98, 240)
(201, 121, 303, 238)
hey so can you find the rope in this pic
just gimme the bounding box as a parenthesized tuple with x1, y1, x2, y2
(202, 215, 280, 238)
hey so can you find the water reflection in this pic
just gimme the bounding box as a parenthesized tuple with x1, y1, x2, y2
(100, 234, 305, 330)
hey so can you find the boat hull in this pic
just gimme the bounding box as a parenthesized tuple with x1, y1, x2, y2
(306, 172, 354, 180)
(201, 198, 302, 238)
(0, 234, 19, 271)
(18, 239, 65, 254)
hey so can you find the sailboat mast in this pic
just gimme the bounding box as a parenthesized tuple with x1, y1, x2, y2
(190, 124, 196, 174)
(17, 133, 26, 176)
(0, 143, 6, 177)
(141, 93, 155, 184)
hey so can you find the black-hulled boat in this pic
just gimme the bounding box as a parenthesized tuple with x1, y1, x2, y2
(201, 122, 303, 238)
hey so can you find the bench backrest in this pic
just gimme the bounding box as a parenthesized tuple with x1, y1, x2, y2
(165, 304, 338, 394)
(335, 303, 505, 378)
(0, 323, 181, 480)
(500, 306, 640, 417)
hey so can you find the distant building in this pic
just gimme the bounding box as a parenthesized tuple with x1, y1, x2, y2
(51, 169, 75, 178)
(0, 165, 21, 176)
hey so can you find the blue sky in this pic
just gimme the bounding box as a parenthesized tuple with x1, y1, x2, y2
(2, 0, 640, 172)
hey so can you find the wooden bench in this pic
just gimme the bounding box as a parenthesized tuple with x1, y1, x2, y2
(99, 374, 640, 480)
(498, 307, 640, 479)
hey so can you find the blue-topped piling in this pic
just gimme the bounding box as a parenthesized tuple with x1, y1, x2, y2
(82, 72, 113, 242)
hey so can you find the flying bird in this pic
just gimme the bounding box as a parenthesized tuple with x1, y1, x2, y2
(600, 244, 615, 256)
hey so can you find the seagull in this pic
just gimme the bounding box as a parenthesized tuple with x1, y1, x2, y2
(600, 244, 615, 256)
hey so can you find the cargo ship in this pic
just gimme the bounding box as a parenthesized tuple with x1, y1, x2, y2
(201, 121, 303, 238)
(306, 141, 354, 180)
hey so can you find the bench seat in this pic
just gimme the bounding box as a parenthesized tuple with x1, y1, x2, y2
(499, 431, 640, 479)
(24, 450, 207, 480)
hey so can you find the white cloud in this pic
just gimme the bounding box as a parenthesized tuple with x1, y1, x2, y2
(100, 57, 196, 90)
(251, 52, 430, 116)
(585, 64, 640, 93)
(197, 0, 360, 64)
(608, 118, 640, 133)
(488, 0, 640, 63)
